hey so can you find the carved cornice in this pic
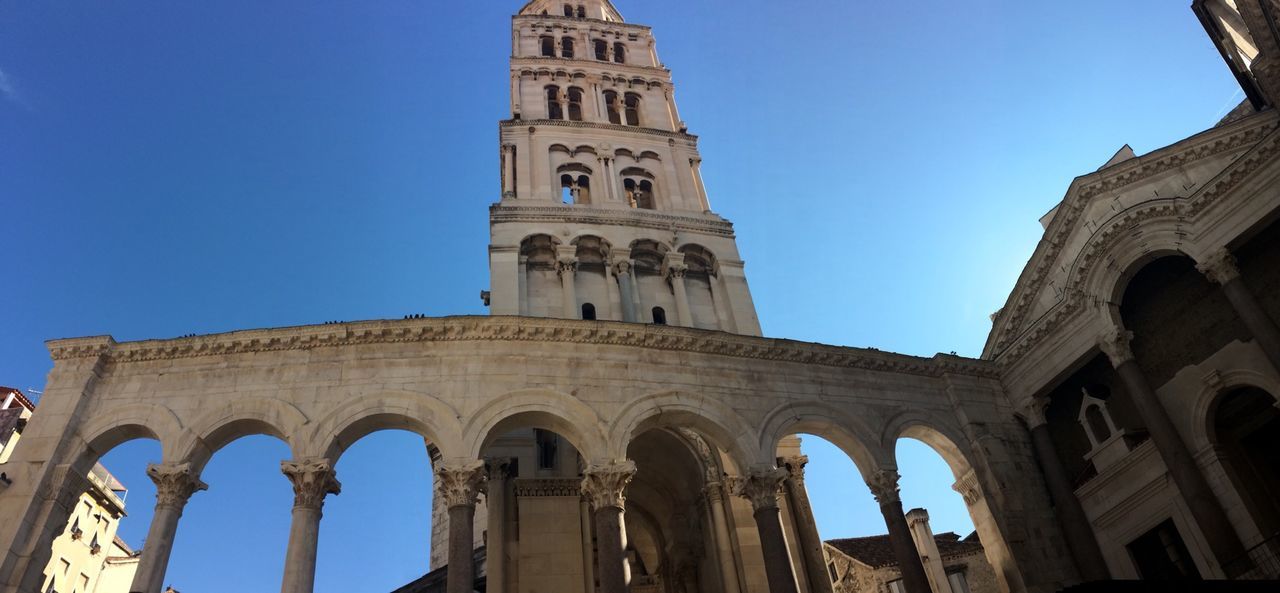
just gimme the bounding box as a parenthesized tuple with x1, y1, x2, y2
(435, 460, 487, 509)
(47, 316, 999, 379)
(147, 463, 207, 510)
(490, 204, 735, 237)
(514, 14, 652, 33)
(514, 477, 582, 498)
(501, 118, 697, 141)
(281, 459, 341, 510)
(512, 56, 671, 77)
(987, 114, 1279, 363)
(581, 460, 637, 510)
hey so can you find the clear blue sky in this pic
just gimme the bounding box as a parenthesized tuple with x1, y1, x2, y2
(0, 1, 1241, 591)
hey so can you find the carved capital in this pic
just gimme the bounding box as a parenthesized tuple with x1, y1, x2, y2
(779, 455, 809, 484)
(1018, 398, 1049, 429)
(556, 257, 578, 276)
(1196, 248, 1241, 286)
(952, 470, 982, 506)
(667, 263, 688, 280)
(485, 457, 512, 482)
(281, 459, 341, 510)
(501, 143, 517, 154)
(704, 481, 725, 504)
(613, 260, 633, 277)
(435, 460, 486, 509)
(1098, 328, 1136, 367)
(148, 463, 208, 510)
(581, 460, 637, 510)
(866, 470, 901, 505)
(729, 468, 788, 512)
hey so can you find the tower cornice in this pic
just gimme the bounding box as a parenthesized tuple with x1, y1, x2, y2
(501, 119, 697, 141)
(513, 56, 671, 77)
(489, 204, 734, 236)
(513, 14, 650, 32)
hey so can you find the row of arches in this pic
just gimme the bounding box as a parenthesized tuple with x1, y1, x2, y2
(555, 162, 655, 208)
(539, 35, 627, 63)
(544, 85, 643, 126)
(520, 69, 666, 93)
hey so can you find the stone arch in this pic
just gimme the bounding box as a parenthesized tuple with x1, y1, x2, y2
(306, 390, 464, 463)
(1071, 207, 1196, 304)
(608, 390, 757, 469)
(175, 398, 307, 474)
(758, 400, 887, 475)
(462, 388, 608, 462)
(75, 402, 183, 466)
(1193, 369, 1280, 449)
(880, 409, 974, 480)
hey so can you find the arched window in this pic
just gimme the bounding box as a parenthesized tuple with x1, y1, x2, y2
(582, 303, 597, 320)
(594, 39, 608, 61)
(652, 307, 667, 325)
(577, 5, 586, 18)
(559, 172, 591, 204)
(567, 87, 584, 121)
(563, 4, 574, 17)
(623, 173, 656, 210)
(624, 93, 642, 126)
(561, 37, 575, 59)
(603, 90, 622, 125)
(540, 36, 556, 57)
(613, 42, 626, 63)
(546, 86, 563, 120)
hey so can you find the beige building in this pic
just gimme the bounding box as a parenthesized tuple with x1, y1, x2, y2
(825, 513, 997, 593)
(3, 2, 1280, 593)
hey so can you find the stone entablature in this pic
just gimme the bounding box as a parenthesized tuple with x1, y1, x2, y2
(500, 119, 696, 141)
(512, 56, 671, 77)
(513, 15, 651, 33)
(490, 204, 734, 236)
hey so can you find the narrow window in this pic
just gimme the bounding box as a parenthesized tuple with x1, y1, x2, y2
(535, 429, 559, 469)
(652, 307, 667, 325)
(563, 4, 574, 17)
(613, 42, 626, 63)
(582, 303, 597, 320)
(540, 36, 556, 57)
(567, 87, 584, 121)
(575, 175, 591, 203)
(562, 37, 575, 59)
(636, 180, 655, 209)
(624, 93, 641, 126)
(546, 87, 563, 120)
(561, 174, 575, 204)
(603, 90, 621, 124)
(594, 39, 608, 61)
(577, 5, 586, 18)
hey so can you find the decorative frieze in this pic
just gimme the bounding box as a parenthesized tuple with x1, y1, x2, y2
(513, 477, 581, 498)
(490, 204, 736, 237)
(281, 459, 341, 511)
(147, 463, 207, 510)
(581, 460, 637, 510)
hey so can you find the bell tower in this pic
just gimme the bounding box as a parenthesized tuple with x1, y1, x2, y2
(488, 0, 762, 336)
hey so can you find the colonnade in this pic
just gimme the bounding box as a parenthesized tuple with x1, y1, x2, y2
(1022, 246, 1280, 579)
(121, 452, 945, 593)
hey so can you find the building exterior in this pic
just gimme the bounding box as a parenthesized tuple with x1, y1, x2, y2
(0, 388, 36, 467)
(826, 528, 996, 593)
(2, 2, 1280, 593)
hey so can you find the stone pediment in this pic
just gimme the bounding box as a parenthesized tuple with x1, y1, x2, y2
(982, 111, 1280, 363)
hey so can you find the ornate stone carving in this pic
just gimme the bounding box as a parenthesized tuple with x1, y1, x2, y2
(952, 470, 982, 506)
(779, 455, 808, 484)
(147, 463, 208, 510)
(729, 468, 787, 512)
(667, 263, 688, 280)
(581, 460, 637, 510)
(1196, 248, 1241, 286)
(281, 459, 341, 510)
(435, 460, 486, 509)
(866, 470, 901, 505)
(556, 257, 578, 276)
(513, 477, 580, 498)
(485, 457, 511, 482)
(1098, 328, 1136, 367)
(613, 260, 633, 277)
(703, 481, 725, 504)
(1018, 398, 1049, 429)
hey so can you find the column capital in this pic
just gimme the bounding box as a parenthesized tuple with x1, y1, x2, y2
(729, 468, 788, 512)
(1018, 398, 1050, 429)
(613, 259, 633, 277)
(436, 460, 487, 509)
(779, 455, 809, 483)
(485, 457, 512, 481)
(866, 469, 902, 505)
(147, 462, 208, 510)
(1099, 327, 1136, 367)
(704, 481, 726, 504)
(951, 469, 982, 506)
(581, 460, 637, 510)
(556, 256, 579, 276)
(1196, 248, 1242, 286)
(281, 458, 341, 511)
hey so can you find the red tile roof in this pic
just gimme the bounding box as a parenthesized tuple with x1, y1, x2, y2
(825, 532, 984, 569)
(0, 387, 35, 411)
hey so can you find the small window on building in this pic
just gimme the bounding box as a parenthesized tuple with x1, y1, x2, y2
(947, 571, 971, 593)
(603, 90, 622, 125)
(540, 36, 556, 57)
(624, 92, 641, 126)
(561, 37, 575, 59)
(582, 303, 597, 320)
(546, 86, 563, 120)
(613, 42, 626, 63)
(577, 5, 586, 18)
(567, 87, 584, 121)
(652, 307, 667, 325)
(563, 4, 574, 17)
(594, 39, 608, 61)
(535, 429, 559, 470)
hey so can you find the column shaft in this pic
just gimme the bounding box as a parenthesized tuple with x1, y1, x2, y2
(706, 486, 742, 593)
(878, 500, 931, 593)
(782, 473, 833, 593)
(486, 466, 508, 593)
(593, 507, 628, 593)
(753, 507, 799, 593)
(1027, 423, 1110, 581)
(281, 507, 323, 593)
(671, 271, 693, 327)
(132, 505, 183, 593)
(1221, 276, 1280, 373)
(1112, 357, 1248, 573)
(616, 267, 637, 322)
(559, 262, 578, 319)
(447, 505, 476, 593)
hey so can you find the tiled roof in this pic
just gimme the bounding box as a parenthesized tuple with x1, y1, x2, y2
(0, 387, 35, 411)
(825, 532, 984, 569)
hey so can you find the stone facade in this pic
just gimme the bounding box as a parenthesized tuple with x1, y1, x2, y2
(3, 1, 1280, 593)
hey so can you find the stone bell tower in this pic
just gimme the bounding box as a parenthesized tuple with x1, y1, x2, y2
(487, 0, 762, 336)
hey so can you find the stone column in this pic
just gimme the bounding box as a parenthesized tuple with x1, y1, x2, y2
(732, 469, 799, 593)
(690, 158, 710, 211)
(581, 461, 637, 593)
(614, 261, 638, 323)
(1019, 400, 1110, 581)
(1197, 248, 1280, 373)
(1099, 329, 1249, 574)
(557, 255, 579, 319)
(485, 459, 511, 593)
(501, 144, 516, 199)
(518, 255, 530, 317)
(905, 509, 953, 593)
(704, 482, 742, 593)
(280, 459, 341, 593)
(579, 499, 596, 593)
(669, 264, 693, 327)
(129, 464, 206, 593)
(437, 461, 486, 593)
(780, 457, 833, 593)
(866, 471, 930, 593)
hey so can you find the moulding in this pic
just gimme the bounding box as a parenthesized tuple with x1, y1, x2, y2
(490, 204, 735, 236)
(501, 118, 697, 141)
